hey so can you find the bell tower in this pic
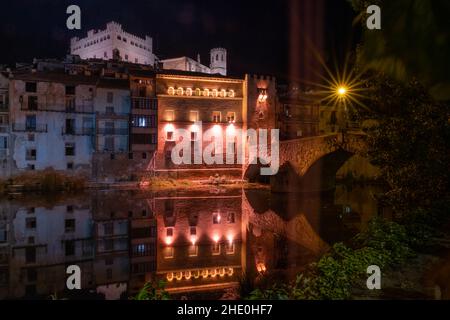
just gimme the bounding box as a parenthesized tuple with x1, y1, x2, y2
(210, 48, 227, 76)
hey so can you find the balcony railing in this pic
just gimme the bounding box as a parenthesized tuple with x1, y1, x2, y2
(12, 123, 47, 133)
(131, 97, 158, 110)
(21, 102, 95, 114)
(0, 149, 8, 159)
(97, 128, 129, 135)
(62, 127, 95, 136)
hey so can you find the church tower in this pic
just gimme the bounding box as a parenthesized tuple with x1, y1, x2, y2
(210, 48, 227, 76)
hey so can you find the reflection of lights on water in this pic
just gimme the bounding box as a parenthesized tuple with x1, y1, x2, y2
(256, 263, 267, 273)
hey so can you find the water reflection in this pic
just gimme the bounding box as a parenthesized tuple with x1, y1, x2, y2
(0, 185, 382, 300)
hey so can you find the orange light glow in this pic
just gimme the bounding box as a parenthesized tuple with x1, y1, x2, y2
(165, 236, 173, 245)
(227, 234, 234, 244)
(212, 124, 222, 136)
(165, 123, 175, 132)
(190, 235, 197, 245)
(213, 234, 220, 243)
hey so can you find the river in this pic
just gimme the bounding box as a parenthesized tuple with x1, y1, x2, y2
(0, 184, 384, 300)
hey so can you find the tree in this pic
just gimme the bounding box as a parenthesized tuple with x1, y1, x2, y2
(349, 0, 450, 100)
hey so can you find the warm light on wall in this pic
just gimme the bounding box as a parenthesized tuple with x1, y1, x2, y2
(212, 124, 222, 136)
(256, 263, 267, 273)
(190, 235, 197, 245)
(186, 88, 193, 96)
(166, 86, 236, 98)
(165, 236, 174, 245)
(212, 234, 220, 243)
(167, 272, 174, 281)
(226, 124, 235, 136)
(165, 123, 175, 132)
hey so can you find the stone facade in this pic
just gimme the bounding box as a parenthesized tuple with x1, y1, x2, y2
(71, 21, 156, 66)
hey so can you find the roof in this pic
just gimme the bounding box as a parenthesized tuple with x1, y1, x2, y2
(11, 71, 99, 85)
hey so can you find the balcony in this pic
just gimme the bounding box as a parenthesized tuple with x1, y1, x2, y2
(131, 97, 157, 110)
(97, 128, 129, 135)
(12, 123, 47, 133)
(62, 127, 94, 136)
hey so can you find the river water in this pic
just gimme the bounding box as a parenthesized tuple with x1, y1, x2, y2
(0, 184, 383, 300)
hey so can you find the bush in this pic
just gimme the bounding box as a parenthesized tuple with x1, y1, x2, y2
(247, 218, 416, 300)
(131, 280, 170, 300)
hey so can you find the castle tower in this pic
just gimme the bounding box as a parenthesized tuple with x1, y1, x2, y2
(210, 48, 227, 76)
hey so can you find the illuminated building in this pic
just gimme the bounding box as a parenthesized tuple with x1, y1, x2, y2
(70, 21, 156, 66)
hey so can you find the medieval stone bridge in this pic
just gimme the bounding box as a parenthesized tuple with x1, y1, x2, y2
(245, 132, 368, 193)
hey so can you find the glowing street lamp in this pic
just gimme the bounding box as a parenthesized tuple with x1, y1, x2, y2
(337, 86, 348, 97)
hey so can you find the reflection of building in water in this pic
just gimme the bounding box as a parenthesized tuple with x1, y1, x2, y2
(154, 193, 245, 294)
(2, 201, 94, 298)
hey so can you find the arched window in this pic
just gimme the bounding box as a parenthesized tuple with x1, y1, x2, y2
(167, 87, 175, 95)
(195, 88, 201, 96)
(216, 54, 219, 61)
(176, 87, 184, 95)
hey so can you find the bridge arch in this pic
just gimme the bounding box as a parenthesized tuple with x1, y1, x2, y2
(269, 133, 367, 193)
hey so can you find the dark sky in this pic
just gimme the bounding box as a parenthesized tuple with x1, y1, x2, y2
(0, 0, 357, 79)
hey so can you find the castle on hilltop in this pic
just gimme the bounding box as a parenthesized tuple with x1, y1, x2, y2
(70, 21, 227, 76)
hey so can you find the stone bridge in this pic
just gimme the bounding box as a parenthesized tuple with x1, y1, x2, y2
(245, 132, 368, 192)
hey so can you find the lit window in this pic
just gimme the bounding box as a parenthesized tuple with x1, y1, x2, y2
(212, 243, 220, 255)
(164, 247, 174, 259)
(188, 245, 198, 257)
(163, 108, 174, 121)
(219, 89, 227, 97)
(203, 89, 210, 97)
(176, 87, 184, 95)
(226, 112, 235, 123)
(226, 242, 235, 255)
(212, 111, 221, 123)
(212, 212, 221, 224)
(228, 90, 235, 98)
(195, 88, 201, 96)
(189, 110, 199, 122)
(211, 89, 218, 97)
(186, 88, 193, 96)
(167, 87, 175, 95)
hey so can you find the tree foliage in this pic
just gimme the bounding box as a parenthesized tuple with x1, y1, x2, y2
(349, 0, 450, 100)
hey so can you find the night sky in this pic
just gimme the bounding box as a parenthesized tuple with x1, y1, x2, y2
(0, 0, 356, 80)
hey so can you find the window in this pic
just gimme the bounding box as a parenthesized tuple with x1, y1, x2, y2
(132, 115, 156, 128)
(166, 130, 173, 141)
(125, 54, 129, 61)
(65, 240, 75, 256)
(165, 110, 174, 121)
(65, 118, 75, 134)
(67, 162, 74, 170)
(65, 219, 76, 232)
(65, 85, 75, 95)
(104, 52, 108, 58)
(28, 134, 34, 142)
(176, 87, 184, 95)
(26, 247, 36, 263)
(164, 247, 174, 259)
(26, 148, 37, 161)
(104, 223, 114, 235)
(106, 92, 113, 103)
(106, 268, 113, 280)
(25, 82, 37, 93)
(226, 242, 235, 255)
(105, 106, 114, 114)
(26, 217, 36, 229)
(188, 245, 198, 257)
(65, 143, 75, 156)
(212, 111, 221, 123)
(212, 242, 221, 255)
(211, 89, 218, 97)
(212, 212, 221, 224)
(166, 227, 174, 237)
(186, 88, 193, 96)
(226, 112, 236, 123)
(25, 115, 36, 130)
(190, 227, 197, 236)
(189, 110, 199, 122)
(27, 96, 38, 110)
(228, 90, 235, 98)
(167, 87, 175, 95)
